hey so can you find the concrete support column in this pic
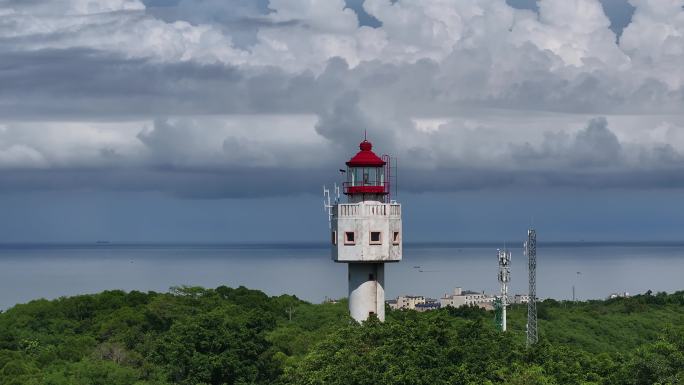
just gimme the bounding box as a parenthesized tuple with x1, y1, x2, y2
(348, 263, 385, 322)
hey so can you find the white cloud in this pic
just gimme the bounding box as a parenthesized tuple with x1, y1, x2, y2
(620, 0, 684, 87)
(12, 0, 145, 15)
(0, 0, 248, 64)
(1, 0, 684, 195)
(0, 145, 47, 169)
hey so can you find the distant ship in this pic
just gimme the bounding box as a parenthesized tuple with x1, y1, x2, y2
(95, 241, 111, 245)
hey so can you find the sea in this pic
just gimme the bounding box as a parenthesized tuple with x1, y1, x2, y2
(0, 242, 682, 310)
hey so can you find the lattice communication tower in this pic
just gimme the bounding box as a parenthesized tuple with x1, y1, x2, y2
(524, 228, 538, 346)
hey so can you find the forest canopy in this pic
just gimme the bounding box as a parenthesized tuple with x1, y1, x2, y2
(0, 286, 683, 385)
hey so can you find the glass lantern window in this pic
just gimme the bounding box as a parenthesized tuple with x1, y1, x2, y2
(348, 166, 384, 186)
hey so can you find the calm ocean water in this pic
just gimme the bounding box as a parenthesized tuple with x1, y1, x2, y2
(0, 242, 682, 310)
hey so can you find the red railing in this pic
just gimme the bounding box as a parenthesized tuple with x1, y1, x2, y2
(343, 182, 389, 195)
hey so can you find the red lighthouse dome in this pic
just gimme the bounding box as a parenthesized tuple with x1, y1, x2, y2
(346, 140, 386, 167)
(343, 139, 389, 201)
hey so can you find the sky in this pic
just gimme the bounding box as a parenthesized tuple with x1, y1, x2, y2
(0, 0, 684, 243)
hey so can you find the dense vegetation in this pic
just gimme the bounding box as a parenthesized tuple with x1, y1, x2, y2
(0, 286, 683, 385)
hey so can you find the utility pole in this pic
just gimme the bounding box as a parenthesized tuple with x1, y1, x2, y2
(524, 228, 538, 346)
(286, 306, 296, 322)
(572, 285, 575, 302)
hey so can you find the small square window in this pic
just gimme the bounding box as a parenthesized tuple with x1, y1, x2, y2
(344, 232, 355, 245)
(331, 231, 337, 245)
(392, 231, 400, 245)
(370, 231, 382, 245)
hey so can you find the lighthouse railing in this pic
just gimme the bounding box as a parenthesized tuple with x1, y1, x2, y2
(334, 203, 401, 218)
(342, 181, 390, 195)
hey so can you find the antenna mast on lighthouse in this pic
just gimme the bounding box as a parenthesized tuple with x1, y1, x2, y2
(322, 184, 340, 229)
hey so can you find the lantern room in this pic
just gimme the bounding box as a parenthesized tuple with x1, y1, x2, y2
(344, 139, 389, 202)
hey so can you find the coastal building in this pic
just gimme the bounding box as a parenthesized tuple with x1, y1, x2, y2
(330, 138, 401, 322)
(608, 292, 630, 299)
(440, 287, 495, 310)
(513, 294, 530, 304)
(415, 300, 440, 312)
(388, 295, 441, 312)
(394, 295, 426, 310)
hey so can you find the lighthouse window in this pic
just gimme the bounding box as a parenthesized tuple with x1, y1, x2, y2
(368, 168, 378, 185)
(392, 231, 400, 245)
(353, 168, 363, 186)
(350, 167, 383, 186)
(344, 232, 355, 245)
(370, 231, 382, 245)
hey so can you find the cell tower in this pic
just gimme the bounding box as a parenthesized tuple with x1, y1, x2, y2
(524, 228, 538, 346)
(493, 297, 503, 331)
(497, 247, 511, 332)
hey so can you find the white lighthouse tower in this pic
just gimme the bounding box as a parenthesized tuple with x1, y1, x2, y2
(329, 138, 402, 322)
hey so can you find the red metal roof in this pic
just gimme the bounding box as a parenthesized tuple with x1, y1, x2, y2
(345, 140, 386, 167)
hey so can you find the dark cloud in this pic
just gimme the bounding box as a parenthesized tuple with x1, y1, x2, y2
(1, 115, 683, 199)
(0, 0, 683, 200)
(0, 41, 680, 124)
(512, 117, 623, 168)
(0, 48, 323, 119)
(573, 117, 622, 166)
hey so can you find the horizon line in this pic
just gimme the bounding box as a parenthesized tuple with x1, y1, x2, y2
(2, 240, 684, 248)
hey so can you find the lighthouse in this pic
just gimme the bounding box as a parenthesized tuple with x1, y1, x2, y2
(330, 138, 402, 322)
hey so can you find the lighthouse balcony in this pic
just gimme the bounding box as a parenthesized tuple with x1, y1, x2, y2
(334, 203, 401, 218)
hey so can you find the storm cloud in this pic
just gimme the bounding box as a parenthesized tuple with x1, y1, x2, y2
(1, 0, 684, 198)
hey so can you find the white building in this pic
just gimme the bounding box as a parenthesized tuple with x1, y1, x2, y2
(608, 292, 630, 299)
(513, 294, 530, 304)
(389, 295, 441, 312)
(393, 295, 425, 310)
(440, 287, 495, 310)
(330, 139, 402, 322)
